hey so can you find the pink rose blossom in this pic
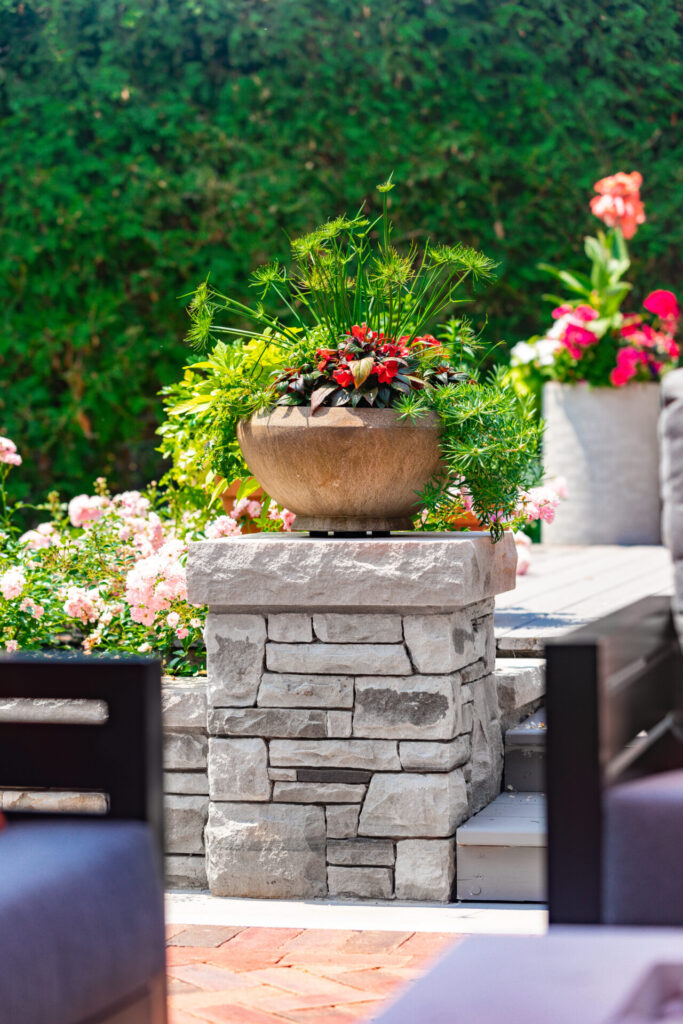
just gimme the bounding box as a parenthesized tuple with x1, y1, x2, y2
(166, 611, 180, 628)
(5, 640, 19, 653)
(205, 516, 241, 539)
(176, 627, 189, 640)
(190, 618, 202, 629)
(125, 542, 187, 627)
(281, 509, 296, 531)
(19, 522, 59, 550)
(0, 437, 21, 467)
(68, 494, 110, 528)
(0, 567, 26, 600)
(20, 597, 44, 619)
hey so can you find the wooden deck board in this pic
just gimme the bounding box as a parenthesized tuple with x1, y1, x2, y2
(495, 546, 673, 653)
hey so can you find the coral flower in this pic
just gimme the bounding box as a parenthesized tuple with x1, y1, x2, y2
(374, 358, 400, 384)
(589, 171, 645, 239)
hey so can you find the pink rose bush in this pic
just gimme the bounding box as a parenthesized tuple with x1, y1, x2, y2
(511, 172, 679, 389)
(0, 439, 294, 668)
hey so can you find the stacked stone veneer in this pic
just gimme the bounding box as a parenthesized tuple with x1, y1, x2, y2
(183, 532, 516, 902)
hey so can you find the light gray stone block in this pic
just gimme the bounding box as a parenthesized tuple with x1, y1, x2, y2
(403, 611, 485, 674)
(462, 703, 473, 734)
(205, 613, 266, 707)
(326, 711, 353, 737)
(164, 732, 207, 771)
(164, 794, 208, 854)
(269, 739, 400, 771)
(394, 839, 455, 901)
(461, 659, 487, 684)
(399, 736, 470, 772)
(313, 613, 403, 643)
(495, 658, 546, 727)
(162, 677, 207, 731)
(359, 770, 468, 838)
(268, 613, 313, 642)
(206, 802, 327, 898)
(187, 534, 517, 612)
(0, 790, 107, 813)
(326, 804, 360, 839)
(469, 685, 504, 815)
(266, 642, 411, 676)
(209, 707, 327, 738)
(273, 782, 367, 803)
(327, 839, 395, 866)
(268, 768, 297, 781)
(327, 866, 393, 899)
(258, 673, 353, 709)
(163, 771, 209, 796)
(165, 854, 207, 890)
(208, 737, 270, 801)
(0, 698, 107, 724)
(354, 674, 461, 740)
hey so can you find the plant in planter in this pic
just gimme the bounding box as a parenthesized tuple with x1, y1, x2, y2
(509, 171, 679, 545)
(186, 180, 542, 539)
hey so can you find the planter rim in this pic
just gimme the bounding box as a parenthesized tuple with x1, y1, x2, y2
(243, 405, 441, 429)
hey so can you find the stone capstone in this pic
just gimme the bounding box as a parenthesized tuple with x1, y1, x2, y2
(327, 866, 393, 899)
(208, 737, 271, 801)
(164, 794, 209, 855)
(266, 642, 411, 676)
(186, 534, 517, 613)
(268, 613, 312, 643)
(398, 736, 470, 772)
(327, 839, 395, 866)
(313, 614, 403, 644)
(257, 673, 353, 709)
(269, 739, 401, 771)
(354, 674, 461, 740)
(394, 839, 455, 901)
(358, 770, 468, 838)
(205, 802, 327, 899)
(205, 613, 266, 707)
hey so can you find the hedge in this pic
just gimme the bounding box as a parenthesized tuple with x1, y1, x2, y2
(1, 0, 681, 498)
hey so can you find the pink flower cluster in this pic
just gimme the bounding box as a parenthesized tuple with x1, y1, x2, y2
(20, 597, 44, 618)
(19, 522, 60, 550)
(589, 171, 646, 240)
(610, 290, 680, 387)
(552, 304, 599, 359)
(124, 539, 188, 628)
(63, 586, 103, 624)
(68, 494, 110, 528)
(518, 480, 567, 526)
(0, 567, 26, 600)
(0, 437, 21, 467)
(205, 515, 242, 539)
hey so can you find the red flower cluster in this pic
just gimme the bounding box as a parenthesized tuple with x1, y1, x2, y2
(553, 304, 600, 359)
(316, 324, 440, 390)
(611, 290, 680, 386)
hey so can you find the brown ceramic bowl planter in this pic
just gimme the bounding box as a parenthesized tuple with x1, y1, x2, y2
(237, 406, 442, 533)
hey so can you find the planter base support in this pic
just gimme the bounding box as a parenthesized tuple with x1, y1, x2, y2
(294, 514, 413, 534)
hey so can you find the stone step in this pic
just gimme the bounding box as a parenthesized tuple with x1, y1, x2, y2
(504, 707, 546, 793)
(494, 657, 545, 730)
(456, 792, 546, 902)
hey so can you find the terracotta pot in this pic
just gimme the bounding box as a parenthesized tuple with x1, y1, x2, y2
(237, 406, 442, 532)
(448, 510, 487, 532)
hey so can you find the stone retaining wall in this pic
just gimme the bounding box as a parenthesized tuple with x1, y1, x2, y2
(185, 532, 516, 902)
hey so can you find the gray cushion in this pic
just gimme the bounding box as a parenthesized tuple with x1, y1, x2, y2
(0, 819, 165, 1024)
(604, 769, 683, 925)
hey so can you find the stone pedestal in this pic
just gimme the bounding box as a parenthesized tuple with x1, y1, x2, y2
(186, 533, 516, 902)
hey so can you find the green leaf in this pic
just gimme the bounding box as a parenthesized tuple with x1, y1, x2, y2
(351, 357, 374, 389)
(236, 476, 259, 500)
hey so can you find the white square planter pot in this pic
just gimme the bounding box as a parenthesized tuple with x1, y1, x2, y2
(542, 381, 661, 545)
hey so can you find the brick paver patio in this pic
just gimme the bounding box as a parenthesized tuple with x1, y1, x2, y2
(166, 925, 458, 1023)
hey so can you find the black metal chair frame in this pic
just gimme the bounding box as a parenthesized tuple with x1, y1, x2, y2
(546, 595, 683, 925)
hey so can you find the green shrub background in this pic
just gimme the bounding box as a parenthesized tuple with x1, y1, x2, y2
(1, 0, 681, 498)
